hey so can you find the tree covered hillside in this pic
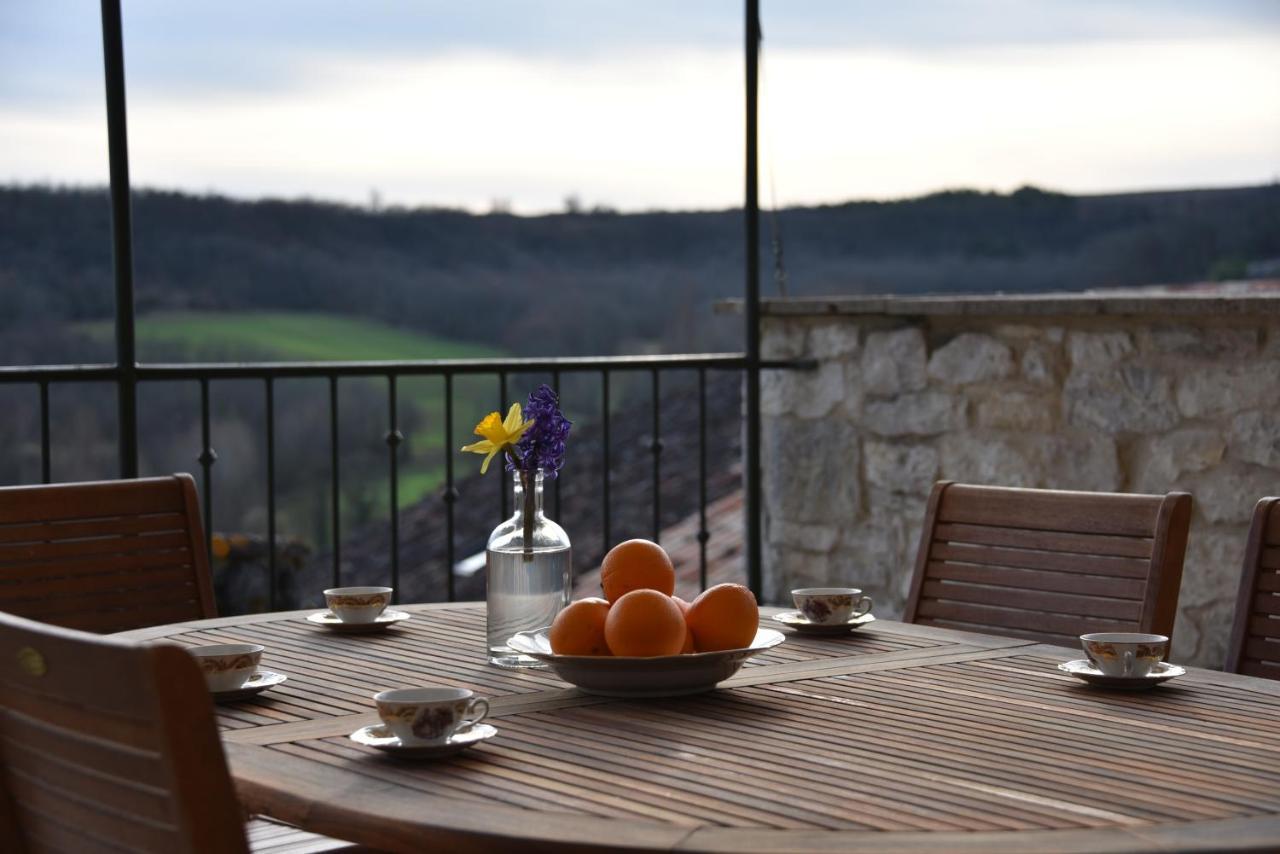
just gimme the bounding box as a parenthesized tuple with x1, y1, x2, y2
(2, 183, 1277, 357)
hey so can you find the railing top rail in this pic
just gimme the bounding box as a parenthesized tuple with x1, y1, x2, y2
(0, 364, 119, 383)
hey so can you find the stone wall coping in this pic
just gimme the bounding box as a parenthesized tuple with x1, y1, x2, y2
(717, 291, 1280, 319)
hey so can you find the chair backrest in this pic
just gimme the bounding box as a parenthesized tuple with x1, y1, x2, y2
(0, 610, 249, 853)
(0, 475, 216, 633)
(904, 482, 1192, 647)
(1225, 497, 1280, 678)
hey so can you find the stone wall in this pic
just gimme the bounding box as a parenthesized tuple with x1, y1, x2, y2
(755, 293, 1280, 668)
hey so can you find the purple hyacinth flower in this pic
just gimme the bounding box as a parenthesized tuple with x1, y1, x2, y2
(509, 384, 572, 478)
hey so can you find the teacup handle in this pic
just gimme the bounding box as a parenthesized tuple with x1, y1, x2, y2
(852, 595, 873, 618)
(463, 697, 490, 727)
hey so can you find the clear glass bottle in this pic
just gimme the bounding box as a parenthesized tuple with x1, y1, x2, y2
(486, 470, 571, 667)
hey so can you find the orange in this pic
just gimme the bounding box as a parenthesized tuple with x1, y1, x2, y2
(672, 595, 695, 654)
(548, 598, 612, 656)
(604, 589, 686, 657)
(599, 539, 675, 603)
(685, 583, 758, 652)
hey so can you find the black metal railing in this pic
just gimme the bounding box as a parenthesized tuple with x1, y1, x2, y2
(1, 351, 799, 606)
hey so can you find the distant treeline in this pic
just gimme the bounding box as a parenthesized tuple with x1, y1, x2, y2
(2, 182, 1278, 356)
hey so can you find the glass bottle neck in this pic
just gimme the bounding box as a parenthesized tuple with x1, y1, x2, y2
(512, 470, 545, 519)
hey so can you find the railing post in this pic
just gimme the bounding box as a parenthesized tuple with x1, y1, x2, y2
(100, 0, 138, 478)
(744, 0, 764, 600)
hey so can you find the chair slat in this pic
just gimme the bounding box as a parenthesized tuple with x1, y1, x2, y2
(1226, 498, 1280, 676)
(2, 565, 199, 602)
(930, 541, 1151, 579)
(0, 514, 187, 546)
(1239, 659, 1280, 680)
(0, 479, 187, 525)
(0, 530, 192, 565)
(936, 484, 1165, 538)
(920, 579, 1142, 621)
(1247, 614, 1280, 638)
(0, 475, 216, 635)
(905, 482, 1191, 646)
(5, 769, 181, 851)
(3, 740, 173, 824)
(926, 562, 1146, 599)
(932, 522, 1153, 559)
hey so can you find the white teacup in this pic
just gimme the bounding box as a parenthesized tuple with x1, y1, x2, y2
(1080, 633, 1169, 678)
(374, 687, 490, 746)
(792, 587, 873, 625)
(188, 643, 264, 692)
(324, 586, 392, 624)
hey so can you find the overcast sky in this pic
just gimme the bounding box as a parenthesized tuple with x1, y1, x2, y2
(2, 1, 1278, 213)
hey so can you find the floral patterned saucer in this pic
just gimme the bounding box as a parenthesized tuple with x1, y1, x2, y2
(211, 670, 287, 703)
(306, 610, 411, 633)
(771, 611, 876, 636)
(1058, 659, 1186, 690)
(350, 722, 497, 759)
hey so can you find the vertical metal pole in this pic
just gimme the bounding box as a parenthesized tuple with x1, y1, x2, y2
(329, 375, 341, 587)
(100, 0, 138, 478)
(265, 378, 277, 610)
(38, 381, 52, 483)
(744, 0, 764, 599)
(386, 375, 402, 601)
(650, 369, 662, 543)
(443, 374, 457, 602)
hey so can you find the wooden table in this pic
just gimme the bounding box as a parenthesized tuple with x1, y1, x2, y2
(118, 603, 1280, 852)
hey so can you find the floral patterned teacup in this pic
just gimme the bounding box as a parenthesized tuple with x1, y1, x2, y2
(374, 687, 490, 746)
(324, 586, 393, 624)
(792, 588, 873, 626)
(1080, 633, 1169, 678)
(188, 643, 264, 692)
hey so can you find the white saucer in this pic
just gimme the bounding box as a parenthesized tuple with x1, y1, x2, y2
(211, 670, 288, 703)
(349, 722, 497, 758)
(306, 609, 411, 633)
(1058, 659, 1186, 690)
(771, 611, 876, 636)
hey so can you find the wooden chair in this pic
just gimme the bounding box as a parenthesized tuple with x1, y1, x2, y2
(1224, 497, 1280, 678)
(904, 482, 1192, 647)
(0, 610, 360, 853)
(0, 475, 217, 634)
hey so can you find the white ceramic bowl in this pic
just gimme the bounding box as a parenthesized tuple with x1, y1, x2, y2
(188, 643, 264, 693)
(506, 628, 785, 697)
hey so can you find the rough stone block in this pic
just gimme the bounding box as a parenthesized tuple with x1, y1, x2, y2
(836, 510, 911, 615)
(861, 391, 965, 437)
(763, 543, 832, 603)
(973, 389, 1056, 432)
(927, 333, 1014, 386)
(809, 321, 861, 359)
(1141, 325, 1259, 358)
(761, 320, 807, 360)
(1176, 362, 1280, 418)
(1129, 428, 1226, 493)
(1229, 410, 1280, 469)
(938, 434, 1041, 488)
(1020, 342, 1061, 386)
(767, 519, 839, 553)
(1067, 331, 1133, 370)
(1063, 365, 1179, 434)
(762, 416, 860, 525)
(861, 327, 927, 395)
(864, 441, 939, 495)
(1033, 434, 1121, 492)
(761, 361, 844, 419)
(1182, 463, 1280, 524)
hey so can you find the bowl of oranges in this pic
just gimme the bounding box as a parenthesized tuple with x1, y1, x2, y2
(506, 539, 784, 697)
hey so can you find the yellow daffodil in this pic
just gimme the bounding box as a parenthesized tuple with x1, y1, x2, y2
(460, 403, 531, 473)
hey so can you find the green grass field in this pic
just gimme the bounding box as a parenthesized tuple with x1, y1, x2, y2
(83, 311, 502, 362)
(83, 311, 509, 515)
